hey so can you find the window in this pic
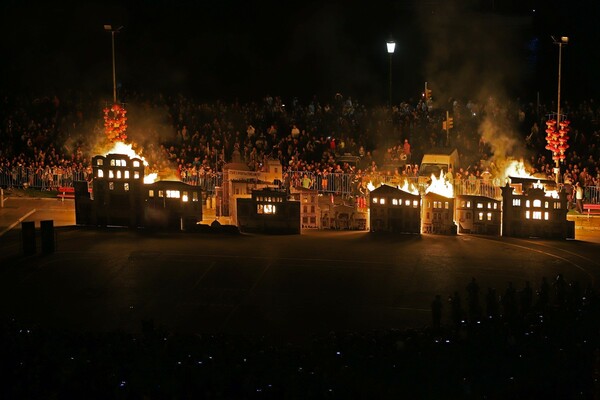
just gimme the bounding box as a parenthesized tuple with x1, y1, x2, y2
(477, 203, 484, 209)
(134, 172, 140, 179)
(158, 190, 164, 198)
(133, 161, 140, 167)
(533, 199, 541, 208)
(526, 210, 530, 219)
(513, 199, 521, 207)
(303, 205, 308, 213)
(544, 212, 549, 220)
(493, 203, 498, 210)
(109, 170, 114, 179)
(380, 198, 385, 205)
(124, 171, 130, 179)
(487, 212, 492, 221)
(413, 200, 418, 208)
(264, 204, 276, 214)
(97, 170, 104, 178)
(124, 183, 129, 191)
(117, 170, 122, 179)
(373, 197, 378, 204)
(526, 200, 530, 208)
(182, 191, 189, 202)
(149, 190, 154, 198)
(109, 182, 114, 190)
(533, 211, 542, 220)
(392, 199, 398, 205)
(461, 201, 466, 208)
(166, 190, 180, 198)
(445, 202, 449, 209)
(487, 202, 492, 209)
(553, 202, 561, 209)
(110, 159, 115, 166)
(544, 201, 549, 209)
(193, 192, 199, 202)
(97, 159, 103, 166)
(466, 201, 471, 208)
(478, 212, 484, 221)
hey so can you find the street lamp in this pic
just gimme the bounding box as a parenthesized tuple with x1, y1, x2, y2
(386, 39, 396, 109)
(552, 35, 568, 184)
(104, 24, 123, 104)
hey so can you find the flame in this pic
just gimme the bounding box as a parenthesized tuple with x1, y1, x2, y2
(502, 159, 535, 180)
(425, 171, 454, 197)
(103, 141, 160, 184)
(398, 180, 419, 195)
(367, 181, 376, 192)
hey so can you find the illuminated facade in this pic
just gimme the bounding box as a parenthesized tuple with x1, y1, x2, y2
(422, 192, 456, 234)
(500, 182, 574, 239)
(74, 153, 202, 229)
(236, 188, 300, 234)
(455, 195, 501, 235)
(369, 184, 421, 234)
(290, 187, 320, 229)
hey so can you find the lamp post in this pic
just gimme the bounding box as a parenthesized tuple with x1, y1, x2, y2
(386, 40, 396, 109)
(104, 25, 123, 103)
(552, 35, 568, 184)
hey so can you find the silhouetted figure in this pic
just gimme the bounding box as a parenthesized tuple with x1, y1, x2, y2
(554, 274, 567, 306)
(520, 281, 533, 316)
(537, 277, 550, 311)
(449, 291, 463, 327)
(466, 277, 481, 321)
(502, 282, 517, 321)
(486, 287, 499, 319)
(431, 295, 442, 330)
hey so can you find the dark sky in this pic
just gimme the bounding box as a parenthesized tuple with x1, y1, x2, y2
(1, 0, 598, 104)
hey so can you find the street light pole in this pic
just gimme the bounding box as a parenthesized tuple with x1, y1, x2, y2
(552, 36, 568, 184)
(386, 40, 395, 109)
(104, 25, 123, 104)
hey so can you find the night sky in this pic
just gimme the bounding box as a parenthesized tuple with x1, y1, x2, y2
(1, 0, 599, 104)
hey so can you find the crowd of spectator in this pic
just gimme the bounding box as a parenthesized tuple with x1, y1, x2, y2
(1, 91, 600, 196)
(2, 275, 599, 398)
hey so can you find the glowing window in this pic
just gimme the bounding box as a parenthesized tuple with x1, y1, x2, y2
(134, 172, 140, 179)
(405, 200, 410, 206)
(477, 203, 483, 209)
(257, 204, 263, 214)
(166, 190, 180, 198)
(264, 204, 276, 214)
(97, 159, 103, 166)
(487, 212, 492, 221)
(544, 212, 549, 220)
(109, 182, 114, 190)
(372, 197, 378, 204)
(478, 212, 484, 221)
(182, 191, 189, 202)
(554, 202, 561, 209)
(526, 200, 530, 208)
(192, 192, 199, 202)
(109, 170, 114, 178)
(493, 203, 497, 209)
(526, 210, 530, 219)
(445, 202, 449, 209)
(158, 190, 164, 198)
(533, 211, 542, 220)
(124, 171, 130, 179)
(133, 161, 140, 167)
(466, 201, 471, 208)
(149, 190, 154, 198)
(380, 198, 385, 205)
(487, 202, 492, 209)
(413, 200, 418, 208)
(461, 201, 465, 207)
(392, 199, 398, 205)
(513, 199, 521, 207)
(533, 199, 541, 208)
(110, 159, 115, 166)
(124, 183, 129, 191)
(544, 201, 549, 209)
(117, 170, 122, 179)
(97, 170, 104, 178)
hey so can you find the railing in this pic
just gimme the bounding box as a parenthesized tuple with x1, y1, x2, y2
(2, 167, 599, 204)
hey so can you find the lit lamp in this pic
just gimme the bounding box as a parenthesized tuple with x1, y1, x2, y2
(386, 40, 396, 109)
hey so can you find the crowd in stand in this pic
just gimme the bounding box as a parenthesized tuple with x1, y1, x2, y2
(2, 275, 599, 398)
(1, 91, 600, 196)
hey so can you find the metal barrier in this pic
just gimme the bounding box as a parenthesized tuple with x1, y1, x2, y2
(3, 166, 599, 204)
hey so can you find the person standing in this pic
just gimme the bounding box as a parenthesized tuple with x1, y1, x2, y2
(575, 182, 584, 214)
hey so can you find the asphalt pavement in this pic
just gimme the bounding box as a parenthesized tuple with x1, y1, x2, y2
(1, 196, 600, 342)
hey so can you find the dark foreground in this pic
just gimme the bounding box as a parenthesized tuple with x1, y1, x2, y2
(2, 294, 599, 399)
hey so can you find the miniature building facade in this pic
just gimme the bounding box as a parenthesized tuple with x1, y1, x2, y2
(290, 187, 320, 229)
(455, 195, 501, 235)
(144, 180, 202, 229)
(501, 183, 574, 239)
(422, 192, 456, 234)
(236, 188, 300, 234)
(369, 185, 421, 233)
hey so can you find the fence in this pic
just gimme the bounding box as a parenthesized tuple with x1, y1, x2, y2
(2, 167, 599, 204)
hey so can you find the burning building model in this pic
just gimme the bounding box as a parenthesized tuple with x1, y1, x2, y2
(236, 188, 300, 234)
(500, 177, 574, 239)
(455, 195, 501, 235)
(369, 184, 421, 234)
